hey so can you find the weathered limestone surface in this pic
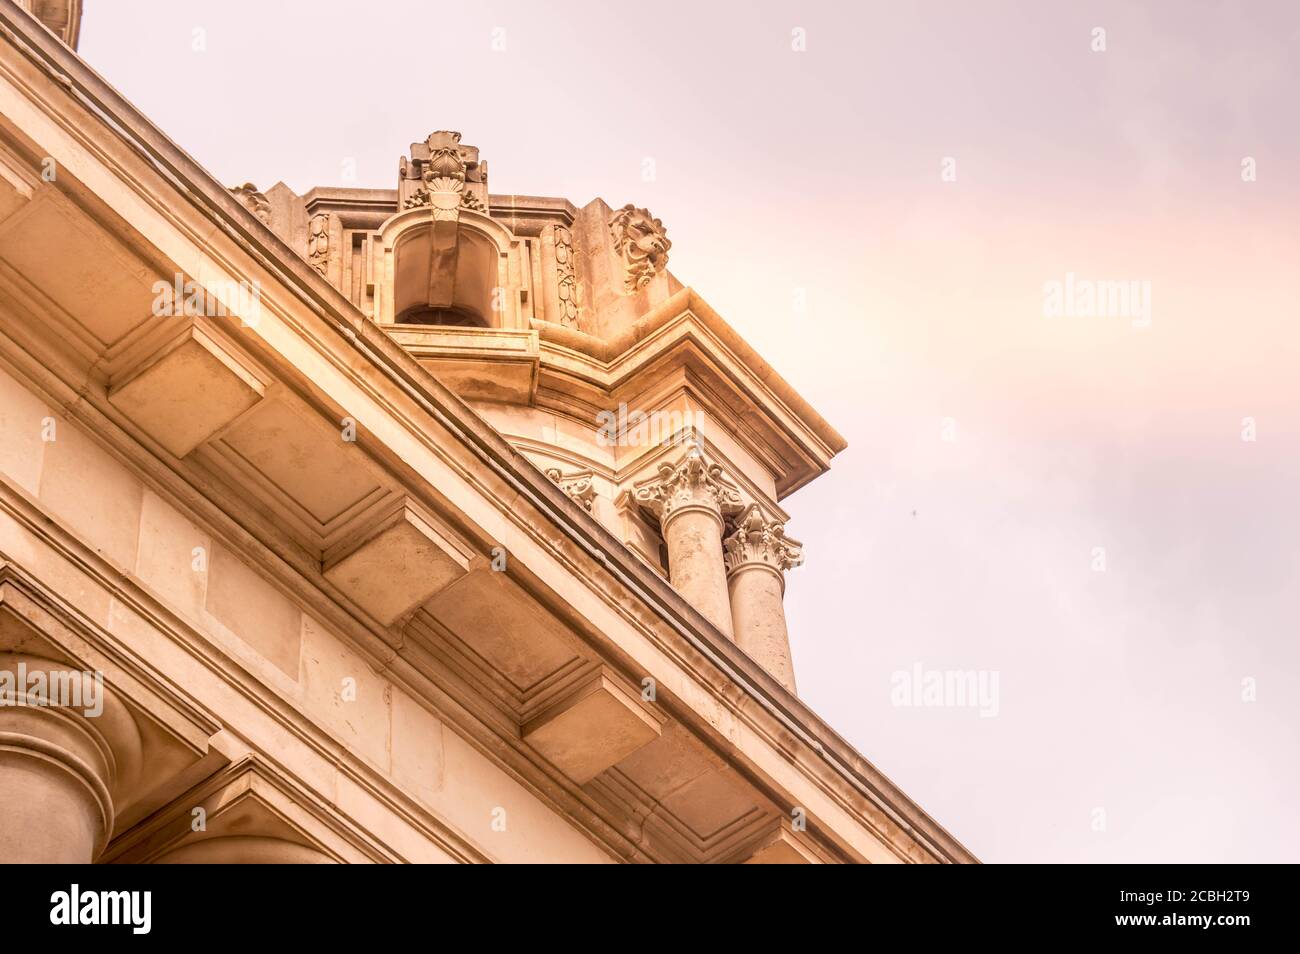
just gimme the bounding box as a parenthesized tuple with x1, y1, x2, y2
(633, 449, 744, 637)
(725, 505, 804, 692)
(0, 3, 978, 865)
(0, 655, 123, 863)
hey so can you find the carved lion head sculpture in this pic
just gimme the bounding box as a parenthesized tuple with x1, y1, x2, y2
(609, 204, 671, 292)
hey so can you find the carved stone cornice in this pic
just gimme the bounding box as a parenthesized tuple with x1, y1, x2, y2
(544, 467, 595, 512)
(632, 448, 744, 528)
(723, 504, 804, 578)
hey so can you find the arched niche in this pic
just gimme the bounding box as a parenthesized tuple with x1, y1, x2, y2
(375, 207, 520, 330)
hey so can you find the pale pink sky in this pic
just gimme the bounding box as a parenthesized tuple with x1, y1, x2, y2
(79, 0, 1300, 862)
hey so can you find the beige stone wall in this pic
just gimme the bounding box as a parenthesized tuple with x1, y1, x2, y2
(0, 360, 613, 863)
(0, 14, 977, 862)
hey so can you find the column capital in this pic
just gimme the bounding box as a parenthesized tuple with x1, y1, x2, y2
(0, 654, 133, 862)
(544, 467, 596, 512)
(723, 505, 804, 583)
(632, 448, 744, 530)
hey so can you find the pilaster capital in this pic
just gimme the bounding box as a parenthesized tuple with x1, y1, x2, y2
(632, 448, 745, 530)
(723, 505, 804, 580)
(545, 467, 596, 512)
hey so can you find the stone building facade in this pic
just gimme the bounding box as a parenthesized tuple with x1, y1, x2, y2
(0, 1, 975, 863)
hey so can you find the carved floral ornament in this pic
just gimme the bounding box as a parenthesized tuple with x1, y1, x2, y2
(307, 212, 330, 276)
(552, 225, 579, 326)
(609, 204, 670, 292)
(229, 182, 271, 224)
(633, 448, 744, 525)
(403, 189, 486, 212)
(723, 505, 804, 577)
(544, 467, 596, 512)
(399, 131, 489, 220)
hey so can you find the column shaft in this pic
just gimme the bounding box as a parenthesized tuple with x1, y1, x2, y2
(728, 566, 796, 692)
(0, 656, 115, 863)
(723, 505, 804, 693)
(633, 449, 744, 638)
(663, 506, 734, 637)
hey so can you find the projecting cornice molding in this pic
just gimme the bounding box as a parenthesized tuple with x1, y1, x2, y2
(16, 0, 80, 49)
(0, 4, 977, 864)
(528, 287, 846, 499)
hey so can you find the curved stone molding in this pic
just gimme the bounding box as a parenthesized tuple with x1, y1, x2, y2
(610, 203, 670, 292)
(0, 654, 139, 862)
(154, 835, 338, 864)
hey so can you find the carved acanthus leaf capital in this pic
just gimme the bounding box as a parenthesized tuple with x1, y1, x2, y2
(633, 449, 744, 527)
(544, 467, 596, 512)
(723, 505, 804, 577)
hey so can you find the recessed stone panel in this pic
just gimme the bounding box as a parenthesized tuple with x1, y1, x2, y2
(205, 543, 303, 679)
(522, 670, 661, 784)
(425, 569, 578, 692)
(37, 417, 144, 571)
(109, 324, 264, 458)
(658, 767, 760, 841)
(0, 197, 159, 347)
(323, 500, 472, 625)
(220, 398, 382, 527)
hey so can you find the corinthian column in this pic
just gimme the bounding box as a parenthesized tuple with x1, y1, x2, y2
(634, 449, 744, 636)
(723, 506, 804, 692)
(0, 655, 117, 863)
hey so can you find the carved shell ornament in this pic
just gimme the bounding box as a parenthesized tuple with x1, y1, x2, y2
(403, 189, 487, 212)
(400, 131, 489, 216)
(610, 204, 671, 292)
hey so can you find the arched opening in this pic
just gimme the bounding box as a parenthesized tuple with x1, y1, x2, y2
(393, 222, 498, 328)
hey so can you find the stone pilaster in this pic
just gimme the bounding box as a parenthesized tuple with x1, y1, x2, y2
(0, 655, 118, 863)
(633, 449, 744, 636)
(723, 506, 804, 692)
